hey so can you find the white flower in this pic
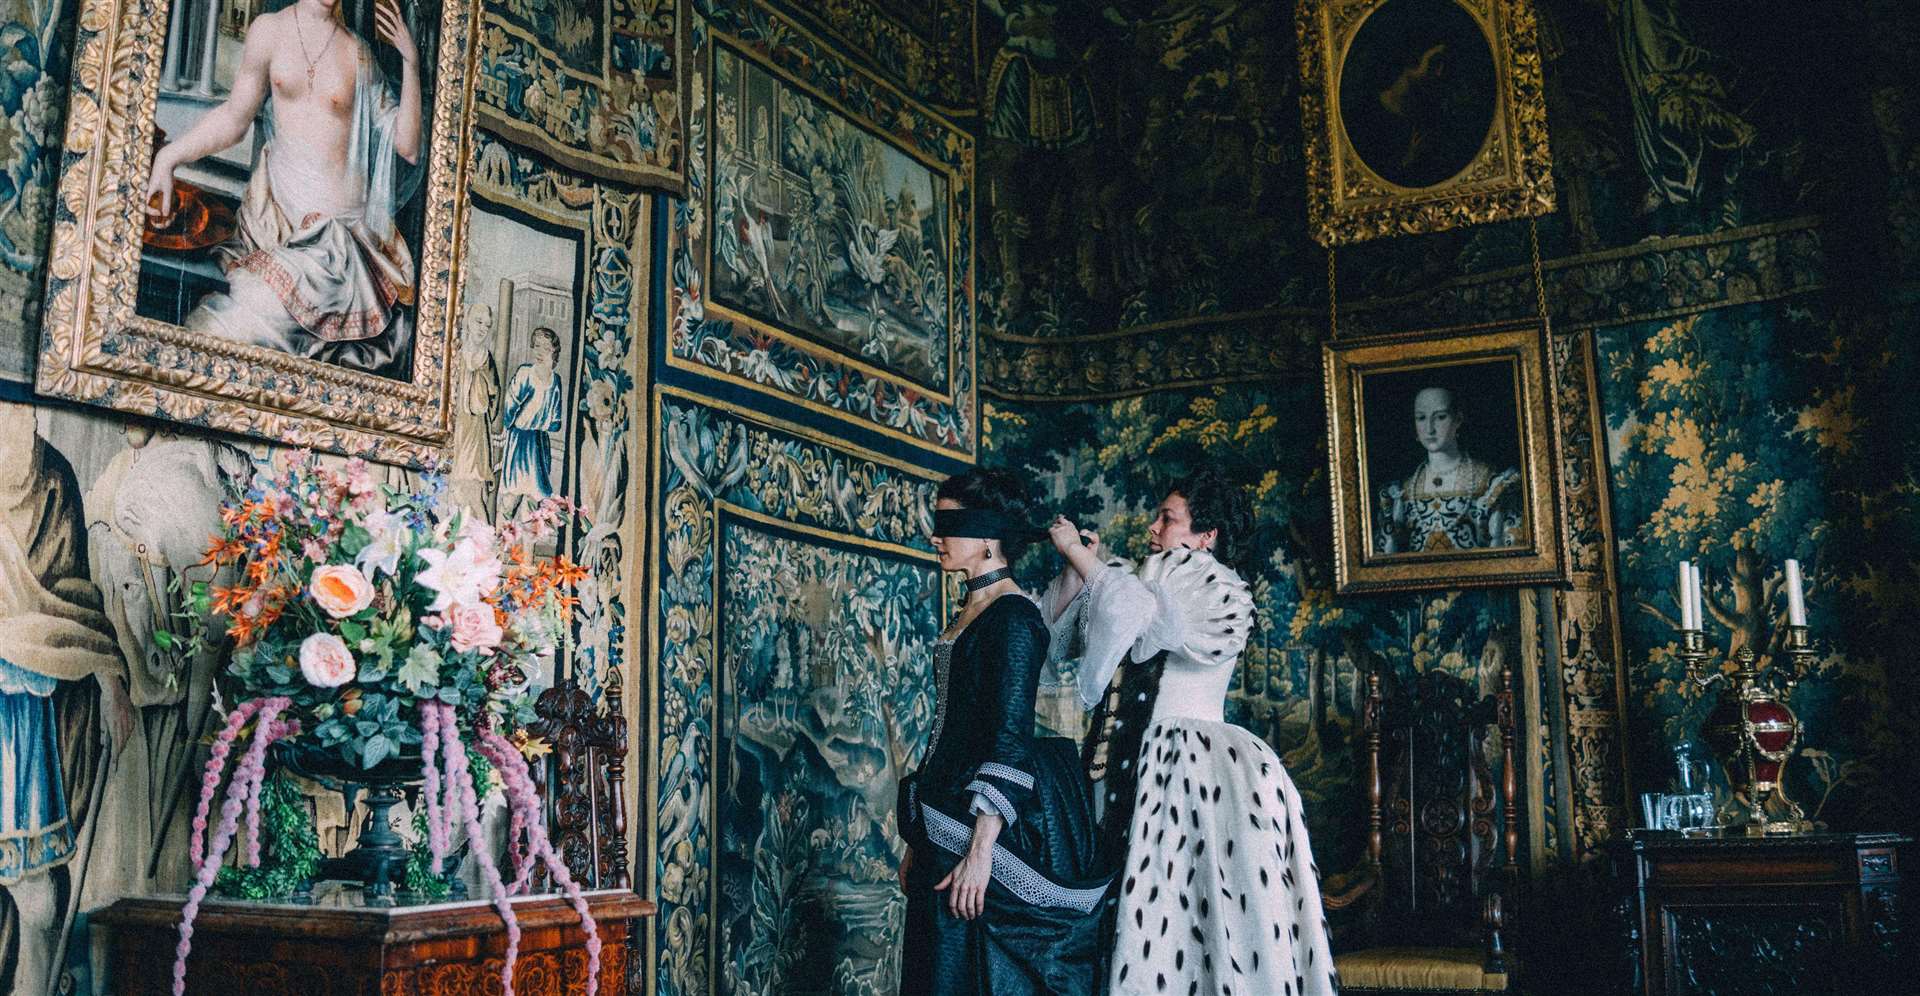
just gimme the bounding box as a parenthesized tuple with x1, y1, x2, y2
(298, 633, 356, 688)
(414, 537, 504, 612)
(356, 509, 410, 578)
(456, 514, 499, 552)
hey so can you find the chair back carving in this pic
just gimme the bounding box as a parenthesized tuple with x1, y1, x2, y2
(529, 682, 631, 889)
(1338, 662, 1519, 964)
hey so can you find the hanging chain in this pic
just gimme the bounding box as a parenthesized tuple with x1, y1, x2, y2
(1327, 244, 1338, 341)
(1529, 218, 1551, 335)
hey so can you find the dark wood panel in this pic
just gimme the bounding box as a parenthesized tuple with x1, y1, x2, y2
(1614, 831, 1911, 996)
(96, 891, 655, 995)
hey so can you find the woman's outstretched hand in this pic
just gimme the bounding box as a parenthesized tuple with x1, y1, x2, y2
(935, 848, 992, 920)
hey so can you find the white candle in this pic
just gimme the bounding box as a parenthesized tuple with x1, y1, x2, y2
(1785, 559, 1806, 626)
(1689, 563, 1705, 631)
(1678, 562, 1696, 630)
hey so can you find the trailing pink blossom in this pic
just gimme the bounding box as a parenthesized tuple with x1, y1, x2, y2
(173, 697, 295, 995)
(420, 701, 449, 865)
(480, 728, 601, 995)
(235, 699, 293, 867)
(432, 702, 524, 994)
(189, 699, 267, 868)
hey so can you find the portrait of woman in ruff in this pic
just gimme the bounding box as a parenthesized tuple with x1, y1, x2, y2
(138, 0, 436, 382)
(1323, 323, 1569, 593)
(1371, 379, 1527, 555)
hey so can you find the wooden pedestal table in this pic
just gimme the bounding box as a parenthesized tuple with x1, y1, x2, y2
(94, 887, 655, 994)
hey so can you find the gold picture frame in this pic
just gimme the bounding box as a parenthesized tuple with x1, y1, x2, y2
(1323, 321, 1568, 593)
(1296, 0, 1555, 246)
(35, 0, 481, 467)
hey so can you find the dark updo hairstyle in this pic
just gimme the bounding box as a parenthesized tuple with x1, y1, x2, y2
(1167, 466, 1255, 572)
(936, 466, 1040, 562)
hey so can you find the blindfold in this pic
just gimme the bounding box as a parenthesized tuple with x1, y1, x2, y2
(932, 507, 1021, 541)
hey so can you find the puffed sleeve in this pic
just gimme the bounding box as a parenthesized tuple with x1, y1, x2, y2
(1070, 561, 1160, 711)
(1131, 549, 1254, 668)
(963, 603, 1050, 824)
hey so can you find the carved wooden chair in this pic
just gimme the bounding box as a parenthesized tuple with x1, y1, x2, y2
(1326, 663, 1520, 995)
(528, 682, 632, 889)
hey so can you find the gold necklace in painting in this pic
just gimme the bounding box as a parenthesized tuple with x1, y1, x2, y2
(294, 7, 339, 88)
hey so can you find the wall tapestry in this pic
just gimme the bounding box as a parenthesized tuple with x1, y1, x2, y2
(0, 0, 70, 382)
(646, 386, 943, 996)
(1295, 0, 1555, 245)
(670, 4, 976, 459)
(1599, 299, 1920, 837)
(465, 129, 646, 706)
(981, 216, 1832, 402)
(762, 0, 976, 113)
(36, 0, 479, 465)
(476, 0, 687, 191)
(1324, 321, 1568, 593)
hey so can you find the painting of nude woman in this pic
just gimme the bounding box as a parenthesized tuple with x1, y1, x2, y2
(36, 0, 480, 466)
(140, 0, 432, 380)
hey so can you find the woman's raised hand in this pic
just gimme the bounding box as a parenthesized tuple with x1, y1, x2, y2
(1049, 516, 1083, 556)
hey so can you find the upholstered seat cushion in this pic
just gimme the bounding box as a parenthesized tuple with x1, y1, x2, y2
(1334, 946, 1509, 991)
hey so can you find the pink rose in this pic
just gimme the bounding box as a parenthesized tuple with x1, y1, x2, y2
(309, 564, 375, 619)
(298, 633, 357, 688)
(448, 603, 505, 655)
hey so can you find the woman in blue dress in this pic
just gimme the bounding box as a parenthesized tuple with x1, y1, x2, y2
(897, 468, 1109, 995)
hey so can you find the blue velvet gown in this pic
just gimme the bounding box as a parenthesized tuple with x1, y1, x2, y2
(897, 595, 1110, 995)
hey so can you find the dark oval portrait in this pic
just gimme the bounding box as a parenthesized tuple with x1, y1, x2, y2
(1337, 0, 1499, 190)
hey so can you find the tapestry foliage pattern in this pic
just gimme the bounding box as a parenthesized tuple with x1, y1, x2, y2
(648, 387, 942, 996)
(476, 0, 688, 189)
(1597, 300, 1920, 833)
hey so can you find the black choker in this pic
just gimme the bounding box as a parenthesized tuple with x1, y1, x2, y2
(965, 567, 1013, 591)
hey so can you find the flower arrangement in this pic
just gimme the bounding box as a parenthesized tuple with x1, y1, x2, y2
(169, 451, 603, 996)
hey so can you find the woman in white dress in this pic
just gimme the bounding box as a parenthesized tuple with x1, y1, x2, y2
(1045, 469, 1338, 996)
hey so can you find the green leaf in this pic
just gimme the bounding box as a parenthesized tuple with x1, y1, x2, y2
(362, 734, 393, 769)
(340, 525, 372, 558)
(152, 630, 175, 651)
(339, 620, 368, 644)
(397, 645, 443, 695)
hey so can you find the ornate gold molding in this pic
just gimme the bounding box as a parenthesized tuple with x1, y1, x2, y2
(1296, 0, 1555, 246)
(35, 0, 481, 467)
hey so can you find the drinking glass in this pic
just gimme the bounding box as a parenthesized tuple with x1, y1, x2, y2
(1662, 792, 1714, 833)
(1641, 792, 1668, 830)
(1673, 740, 1712, 795)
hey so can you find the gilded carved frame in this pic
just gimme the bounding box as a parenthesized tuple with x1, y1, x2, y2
(35, 0, 480, 466)
(1296, 0, 1555, 246)
(1323, 321, 1569, 593)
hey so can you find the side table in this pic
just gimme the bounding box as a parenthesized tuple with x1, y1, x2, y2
(94, 887, 655, 994)
(1614, 830, 1910, 996)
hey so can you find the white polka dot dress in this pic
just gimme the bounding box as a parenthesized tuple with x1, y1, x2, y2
(1048, 549, 1338, 996)
(1110, 717, 1337, 996)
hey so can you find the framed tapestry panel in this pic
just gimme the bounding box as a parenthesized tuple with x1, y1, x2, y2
(37, 0, 480, 466)
(1323, 321, 1569, 593)
(669, 3, 977, 460)
(646, 385, 944, 996)
(475, 0, 688, 191)
(1296, 0, 1555, 246)
(461, 130, 648, 709)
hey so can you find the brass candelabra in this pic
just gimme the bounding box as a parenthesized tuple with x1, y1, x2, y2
(1677, 624, 1817, 835)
